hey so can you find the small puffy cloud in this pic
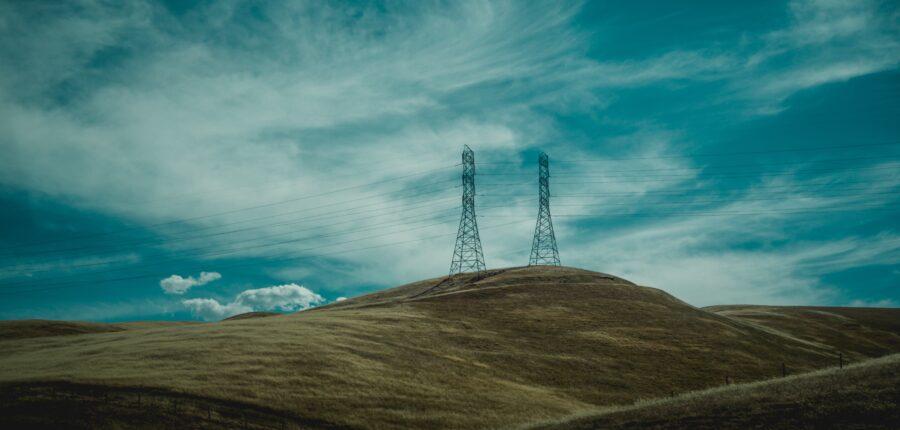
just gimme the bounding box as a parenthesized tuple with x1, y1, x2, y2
(335, 297, 347, 302)
(182, 283, 324, 320)
(159, 271, 221, 295)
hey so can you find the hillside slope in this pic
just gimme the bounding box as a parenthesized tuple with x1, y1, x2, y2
(706, 305, 900, 362)
(529, 353, 900, 430)
(0, 266, 898, 429)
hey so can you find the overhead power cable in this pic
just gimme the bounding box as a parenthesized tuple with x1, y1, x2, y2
(478, 189, 899, 208)
(3, 202, 461, 276)
(477, 142, 900, 164)
(0, 219, 533, 296)
(478, 164, 898, 180)
(4, 181, 459, 259)
(479, 155, 896, 175)
(1, 207, 461, 286)
(479, 204, 898, 219)
(0, 164, 458, 252)
(477, 179, 898, 197)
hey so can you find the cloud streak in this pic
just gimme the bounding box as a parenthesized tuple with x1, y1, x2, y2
(0, 1, 897, 319)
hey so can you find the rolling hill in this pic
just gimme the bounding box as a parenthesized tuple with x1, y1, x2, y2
(528, 352, 900, 430)
(0, 266, 898, 429)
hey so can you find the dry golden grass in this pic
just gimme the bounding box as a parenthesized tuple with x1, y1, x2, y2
(0, 319, 201, 342)
(0, 319, 125, 340)
(0, 266, 897, 429)
(527, 353, 900, 430)
(706, 305, 900, 361)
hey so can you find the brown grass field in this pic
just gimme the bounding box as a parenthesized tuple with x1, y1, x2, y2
(528, 352, 900, 430)
(0, 266, 897, 429)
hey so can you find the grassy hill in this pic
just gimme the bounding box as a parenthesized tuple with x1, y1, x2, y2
(0, 266, 898, 429)
(706, 305, 900, 361)
(528, 352, 900, 430)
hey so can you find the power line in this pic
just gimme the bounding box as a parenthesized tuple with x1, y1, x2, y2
(0, 213, 460, 290)
(109, 154, 464, 209)
(0, 164, 458, 252)
(478, 164, 898, 181)
(554, 142, 900, 162)
(3, 202, 461, 276)
(0, 219, 533, 296)
(479, 155, 897, 175)
(480, 204, 898, 219)
(4, 181, 460, 259)
(479, 189, 900, 206)
(478, 180, 898, 197)
(477, 142, 900, 165)
(1, 207, 461, 286)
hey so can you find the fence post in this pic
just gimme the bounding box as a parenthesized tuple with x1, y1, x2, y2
(781, 362, 786, 377)
(839, 352, 843, 369)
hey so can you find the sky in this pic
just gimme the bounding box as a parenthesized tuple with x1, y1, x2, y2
(0, 0, 898, 322)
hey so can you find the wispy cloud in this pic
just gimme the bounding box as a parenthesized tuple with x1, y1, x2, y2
(740, 0, 900, 111)
(565, 162, 900, 306)
(0, 1, 897, 319)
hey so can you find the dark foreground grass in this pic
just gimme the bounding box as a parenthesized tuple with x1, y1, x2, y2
(528, 353, 900, 430)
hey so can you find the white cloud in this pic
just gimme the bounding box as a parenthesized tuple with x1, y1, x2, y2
(740, 0, 900, 111)
(182, 283, 324, 320)
(0, 1, 596, 286)
(848, 298, 898, 308)
(180, 298, 249, 321)
(0, 0, 897, 304)
(159, 271, 221, 295)
(564, 164, 900, 306)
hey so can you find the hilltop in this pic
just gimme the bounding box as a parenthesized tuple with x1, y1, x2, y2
(0, 266, 898, 429)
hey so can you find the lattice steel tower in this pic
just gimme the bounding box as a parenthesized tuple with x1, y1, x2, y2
(529, 152, 561, 266)
(449, 145, 486, 274)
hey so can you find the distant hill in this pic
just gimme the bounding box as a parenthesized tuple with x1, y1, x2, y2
(222, 311, 281, 321)
(0, 319, 124, 340)
(705, 305, 900, 361)
(0, 266, 897, 429)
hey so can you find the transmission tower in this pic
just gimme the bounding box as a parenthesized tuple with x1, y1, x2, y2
(529, 152, 561, 266)
(449, 145, 486, 274)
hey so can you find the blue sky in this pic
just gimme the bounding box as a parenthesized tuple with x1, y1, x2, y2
(0, 0, 898, 321)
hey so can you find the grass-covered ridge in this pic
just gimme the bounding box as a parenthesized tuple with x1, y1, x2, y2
(1, 266, 898, 429)
(527, 352, 900, 430)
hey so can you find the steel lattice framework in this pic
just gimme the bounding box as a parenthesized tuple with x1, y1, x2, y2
(529, 152, 561, 266)
(449, 145, 486, 274)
